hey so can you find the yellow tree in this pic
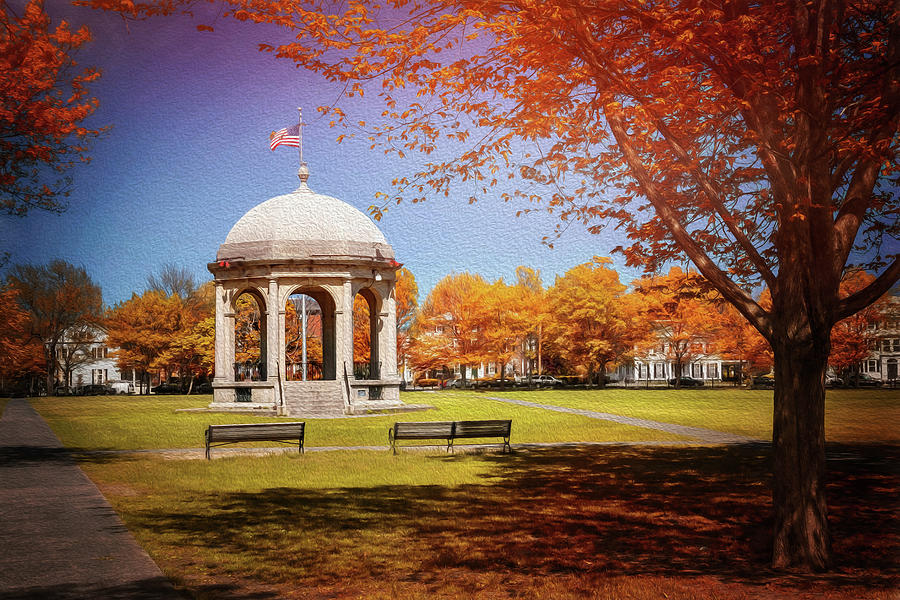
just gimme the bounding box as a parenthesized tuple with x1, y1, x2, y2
(153, 282, 215, 391)
(284, 297, 323, 375)
(105, 290, 182, 394)
(480, 278, 532, 381)
(233, 294, 261, 365)
(634, 267, 722, 388)
(546, 257, 645, 386)
(514, 266, 548, 377)
(409, 272, 490, 384)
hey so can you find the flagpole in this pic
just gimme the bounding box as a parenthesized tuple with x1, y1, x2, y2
(297, 107, 309, 183)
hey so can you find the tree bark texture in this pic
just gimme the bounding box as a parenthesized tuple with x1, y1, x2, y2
(770, 324, 832, 570)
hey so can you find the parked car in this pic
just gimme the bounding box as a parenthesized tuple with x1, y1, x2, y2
(152, 382, 184, 395)
(445, 377, 470, 389)
(843, 373, 883, 388)
(109, 380, 135, 395)
(54, 386, 76, 396)
(530, 374, 563, 387)
(668, 376, 704, 387)
(824, 374, 842, 388)
(194, 381, 213, 394)
(752, 373, 775, 388)
(78, 384, 113, 395)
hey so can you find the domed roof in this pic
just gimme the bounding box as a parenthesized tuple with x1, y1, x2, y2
(217, 181, 394, 263)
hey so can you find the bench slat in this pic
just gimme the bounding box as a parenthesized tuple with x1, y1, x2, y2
(453, 420, 511, 438)
(205, 422, 305, 459)
(389, 420, 511, 453)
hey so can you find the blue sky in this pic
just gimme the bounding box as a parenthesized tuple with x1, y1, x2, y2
(3, 4, 645, 305)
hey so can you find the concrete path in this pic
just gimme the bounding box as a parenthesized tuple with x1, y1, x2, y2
(485, 396, 761, 444)
(0, 398, 184, 599)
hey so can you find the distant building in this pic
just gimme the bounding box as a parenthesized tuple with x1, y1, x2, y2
(860, 294, 900, 383)
(54, 326, 126, 389)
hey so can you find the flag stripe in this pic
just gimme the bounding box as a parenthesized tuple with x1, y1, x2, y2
(269, 124, 301, 151)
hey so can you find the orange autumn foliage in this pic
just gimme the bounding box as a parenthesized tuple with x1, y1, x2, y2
(81, 0, 900, 571)
(0, 285, 46, 382)
(1, 1, 102, 216)
(634, 267, 721, 385)
(546, 257, 646, 384)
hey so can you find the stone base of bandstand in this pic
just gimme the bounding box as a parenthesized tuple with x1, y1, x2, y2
(209, 379, 404, 417)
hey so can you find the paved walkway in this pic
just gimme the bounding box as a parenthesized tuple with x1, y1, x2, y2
(0, 398, 184, 599)
(485, 396, 760, 444)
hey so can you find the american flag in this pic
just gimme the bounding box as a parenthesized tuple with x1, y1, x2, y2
(269, 124, 300, 150)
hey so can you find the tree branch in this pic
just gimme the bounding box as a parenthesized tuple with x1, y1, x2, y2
(606, 107, 772, 338)
(836, 257, 900, 321)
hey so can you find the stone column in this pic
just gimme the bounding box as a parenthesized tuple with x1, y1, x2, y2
(335, 280, 354, 408)
(266, 279, 280, 380)
(213, 282, 232, 383)
(267, 278, 282, 409)
(380, 281, 398, 379)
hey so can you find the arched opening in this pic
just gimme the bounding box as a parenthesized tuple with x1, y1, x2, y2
(285, 288, 336, 380)
(353, 288, 379, 380)
(234, 291, 266, 382)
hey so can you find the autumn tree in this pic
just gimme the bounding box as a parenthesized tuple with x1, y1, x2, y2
(353, 293, 372, 369)
(713, 301, 773, 385)
(409, 272, 489, 384)
(153, 281, 215, 391)
(514, 266, 547, 378)
(546, 257, 645, 386)
(634, 267, 722, 387)
(829, 271, 889, 383)
(6, 260, 103, 392)
(105, 290, 182, 394)
(1, 0, 101, 216)
(87, 0, 900, 571)
(0, 284, 46, 392)
(480, 277, 533, 381)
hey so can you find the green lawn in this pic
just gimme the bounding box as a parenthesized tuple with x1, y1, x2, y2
(29, 392, 689, 451)
(485, 387, 900, 443)
(24, 388, 900, 599)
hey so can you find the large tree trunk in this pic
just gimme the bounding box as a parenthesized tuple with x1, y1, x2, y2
(771, 331, 832, 571)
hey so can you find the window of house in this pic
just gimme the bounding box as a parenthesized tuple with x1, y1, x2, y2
(691, 363, 701, 378)
(653, 363, 664, 378)
(868, 360, 880, 372)
(893, 339, 900, 352)
(708, 363, 718, 378)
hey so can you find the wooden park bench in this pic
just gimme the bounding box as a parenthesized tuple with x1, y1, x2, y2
(388, 419, 512, 454)
(205, 422, 305, 459)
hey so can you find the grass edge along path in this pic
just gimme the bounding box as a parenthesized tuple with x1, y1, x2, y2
(485, 395, 761, 443)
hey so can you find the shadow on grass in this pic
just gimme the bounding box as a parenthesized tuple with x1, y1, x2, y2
(128, 443, 898, 596)
(0, 445, 131, 466)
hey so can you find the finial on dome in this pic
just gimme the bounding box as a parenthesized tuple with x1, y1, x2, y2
(298, 161, 310, 184)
